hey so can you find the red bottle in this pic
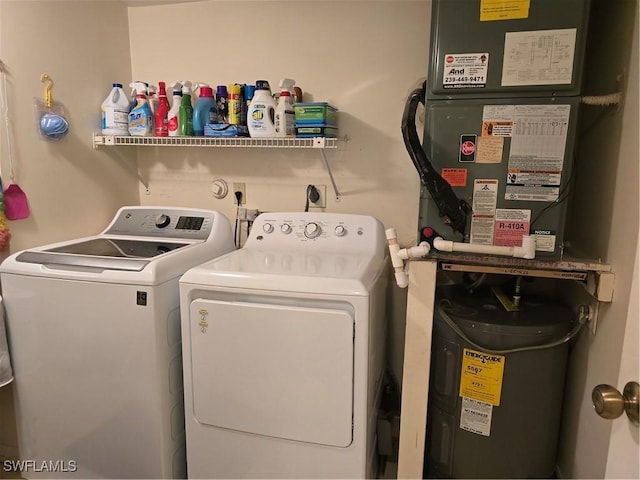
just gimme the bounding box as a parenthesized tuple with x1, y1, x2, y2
(154, 81, 171, 137)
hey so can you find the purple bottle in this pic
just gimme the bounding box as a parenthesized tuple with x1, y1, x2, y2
(216, 85, 228, 124)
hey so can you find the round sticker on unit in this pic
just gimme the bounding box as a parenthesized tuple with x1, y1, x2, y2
(461, 141, 475, 155)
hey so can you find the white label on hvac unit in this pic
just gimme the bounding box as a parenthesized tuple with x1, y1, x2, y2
(506, 104, 570, 201)
(501, 28, 577, 86)
(442, 53, 489, 89)
(460, 397, 493, 437)
(470, 179, 498, 245)
(532, 229, 557, 252)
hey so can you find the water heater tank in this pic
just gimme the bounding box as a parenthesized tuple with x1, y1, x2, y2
(424, 285, 572, 478)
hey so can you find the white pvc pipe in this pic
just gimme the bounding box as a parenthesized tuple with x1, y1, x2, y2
(433, 235, 536, 259)
(385, 228, 409, 288)
(398, 242, 431, 260)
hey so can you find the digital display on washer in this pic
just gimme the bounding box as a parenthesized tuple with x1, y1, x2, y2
(176, 216, 204, 230)
(46, 239, 187, 258)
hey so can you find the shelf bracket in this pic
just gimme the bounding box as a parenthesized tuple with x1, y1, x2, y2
(320, 149, 341, 202)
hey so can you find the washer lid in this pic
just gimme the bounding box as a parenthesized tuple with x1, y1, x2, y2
(15, 238, 189, 271)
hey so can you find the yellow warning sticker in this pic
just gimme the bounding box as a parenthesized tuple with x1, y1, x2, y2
(480, 0, 530, 21)
(459, 348, 505, 405)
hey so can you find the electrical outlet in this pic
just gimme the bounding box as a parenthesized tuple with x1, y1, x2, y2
(233, 182, 246, 205)
(308, 184, 326, 208)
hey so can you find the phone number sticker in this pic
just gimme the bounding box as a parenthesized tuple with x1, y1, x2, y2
(443, 53, 489, 89)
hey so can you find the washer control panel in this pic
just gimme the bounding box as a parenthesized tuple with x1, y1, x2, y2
(246, 212, 385, 255)
(103, 207, 217, 241)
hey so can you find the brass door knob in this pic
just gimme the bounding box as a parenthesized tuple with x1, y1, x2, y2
(592, 381, 639, 425)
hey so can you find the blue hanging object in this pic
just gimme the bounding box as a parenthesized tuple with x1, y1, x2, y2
(37, 74, 69, 140)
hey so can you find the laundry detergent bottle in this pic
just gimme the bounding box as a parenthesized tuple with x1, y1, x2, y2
(247, 80, 276, 138)
(193, 83, 217, 136)
(178, 80, 194, 136)
(128, 81, 153, 136)
(168, 82, 182, 137)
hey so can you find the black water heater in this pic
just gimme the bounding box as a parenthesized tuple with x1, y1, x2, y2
(424, 285, 573, 478)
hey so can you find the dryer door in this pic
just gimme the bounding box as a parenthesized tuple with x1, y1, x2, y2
(189, 299, 355, 447)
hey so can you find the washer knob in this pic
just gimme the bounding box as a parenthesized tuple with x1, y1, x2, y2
(334, 225, 347, 237)
(155, 214, 171, 228)
(304, 222, 321, 239)
(281, 224, 292, 234)
(262, 223, 274, 234)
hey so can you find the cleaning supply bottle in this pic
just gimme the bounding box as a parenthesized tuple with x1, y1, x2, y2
(147, 84, 158, 133)
(228, 84, 242, 125)
(167, 82, 182, 137)
(128, 81, 153, 136)
(101, 82, 130, 136)
(154, 81, 171, 137)
(247, 80, 276, 138)
(178, 81, 194, 136)
(216, 85, 228, 124)
(275, 78, 296, 137)
(244, 85, 255, 127)
(128, 81, 147, 113)
(193, 83, 217, 136)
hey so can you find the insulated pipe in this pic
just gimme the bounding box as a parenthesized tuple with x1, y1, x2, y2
(432, 235, 536, 259)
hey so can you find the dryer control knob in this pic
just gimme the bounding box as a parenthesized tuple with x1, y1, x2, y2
(281, 224, 292, 234)
(155, 214, 171, 228)
(304, 222, 321, 239)
(262, 223, 274, 234)
(334, 225, 347, 237)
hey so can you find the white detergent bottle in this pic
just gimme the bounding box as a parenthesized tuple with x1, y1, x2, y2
(275, 78, 296, 137)
(167, 81, 182, 137)
(128, 81, 153, 136)
(101, 82, 130, 136)
(247, 80, 276, 138)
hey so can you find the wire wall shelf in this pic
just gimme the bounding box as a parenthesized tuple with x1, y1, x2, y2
(92, 133, 344, 201)
(93, 134, 339, 149)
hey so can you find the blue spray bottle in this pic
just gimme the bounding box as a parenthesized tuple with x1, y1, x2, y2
(128, 81, 153, 136)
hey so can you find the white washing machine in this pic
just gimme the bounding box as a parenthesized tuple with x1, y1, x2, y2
(0, 206, 235, 479)
(179, 212, 389, 479)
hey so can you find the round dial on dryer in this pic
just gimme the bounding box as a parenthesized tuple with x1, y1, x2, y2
(334, 225, 347, 237)
(304, 222, 322, 239)
(262, 223, 274, 234)
(281, 224, 292, 234)
(155, 214, 171, 228)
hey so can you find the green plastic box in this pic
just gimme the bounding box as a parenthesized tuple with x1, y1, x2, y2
(294, 102, 338, 126)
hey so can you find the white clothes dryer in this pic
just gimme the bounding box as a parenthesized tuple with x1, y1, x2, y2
(0, 207, 235, 479)
(179, 212, 388, 479)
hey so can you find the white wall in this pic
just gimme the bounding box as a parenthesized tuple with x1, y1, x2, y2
(0, 0, 137, 458)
